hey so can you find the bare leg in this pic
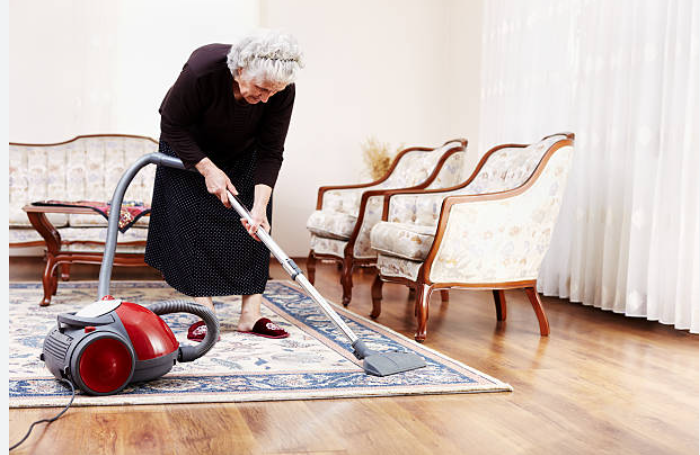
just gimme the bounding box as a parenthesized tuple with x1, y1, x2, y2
(237, 294, 263, 332)
(194, 296, 214, 312)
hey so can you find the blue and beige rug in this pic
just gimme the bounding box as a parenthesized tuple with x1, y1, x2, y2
(9, 280, 512, 407)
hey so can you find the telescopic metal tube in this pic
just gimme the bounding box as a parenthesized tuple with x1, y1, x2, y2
(226, 191, 360, 344)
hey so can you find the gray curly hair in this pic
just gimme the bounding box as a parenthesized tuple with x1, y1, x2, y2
(227, 29, 304, 85)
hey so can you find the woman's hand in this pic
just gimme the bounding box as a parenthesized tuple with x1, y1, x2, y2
(241, 205, 270, 241)
(196, 158, 238, 207)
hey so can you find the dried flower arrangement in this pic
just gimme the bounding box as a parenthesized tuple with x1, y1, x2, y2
(361, 136, 403, 180)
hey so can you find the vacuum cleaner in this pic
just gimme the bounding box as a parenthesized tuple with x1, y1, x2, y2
(40, 151, 424, 399)
(40, 153, 220, 396)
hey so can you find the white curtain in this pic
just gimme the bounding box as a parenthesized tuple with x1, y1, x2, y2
(479, 0, 699, 332)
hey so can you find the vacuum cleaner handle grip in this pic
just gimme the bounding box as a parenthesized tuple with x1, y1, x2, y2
(146, 300, 220, 362)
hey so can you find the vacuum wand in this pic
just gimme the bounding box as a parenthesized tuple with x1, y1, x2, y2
(97, 153, 424, 377)
(226, 190, 427, 376)
(227, 191, 359, 345)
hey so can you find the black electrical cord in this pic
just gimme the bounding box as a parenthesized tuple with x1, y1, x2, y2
(9, 379, 76, 451)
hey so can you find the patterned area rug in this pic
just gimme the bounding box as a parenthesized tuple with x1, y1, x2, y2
(9, 280, 512, 407)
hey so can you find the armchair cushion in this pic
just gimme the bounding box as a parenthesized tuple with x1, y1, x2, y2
(306, 210, 357, 240)
(309, 234, 347, 258)
(370, 221, 436, 261)
(376, 254, 422, 281)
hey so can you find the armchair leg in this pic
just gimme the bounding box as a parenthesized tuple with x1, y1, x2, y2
(414, 283, 433, 343)
(371, 274, 383, 319)
(492, 290, 507, 321)
(525, 287, 550, 336)
(306, 251, 317, 285)
(440, 290, 449, 302)
(341, 257, 354, 307)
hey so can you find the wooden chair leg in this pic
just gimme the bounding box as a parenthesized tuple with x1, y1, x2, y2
(40, 256, 56, 306)
(414, 283, 433, 342)
(492, 290, 507, 321)
(306, 251, 317, 285)
(525, 287, 550, 336)
(440, 290, 449, 302)
(371, 273, 383, 319)
(341, 257, 354, 307)
(52, 264, 60, 296)
(60, 263, 71, 281)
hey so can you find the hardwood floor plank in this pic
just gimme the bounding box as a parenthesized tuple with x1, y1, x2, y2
(8, 257, 698, 454)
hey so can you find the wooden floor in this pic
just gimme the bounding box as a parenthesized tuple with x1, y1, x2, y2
(9, 257, 699, 455)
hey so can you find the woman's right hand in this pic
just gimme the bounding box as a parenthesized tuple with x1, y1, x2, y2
(195, 158, 239, 208)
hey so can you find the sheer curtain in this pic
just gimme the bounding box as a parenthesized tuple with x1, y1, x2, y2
(479, 0, 699, 332)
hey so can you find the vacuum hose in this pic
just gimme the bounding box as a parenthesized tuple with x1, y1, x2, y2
(146, 300, 220, 362)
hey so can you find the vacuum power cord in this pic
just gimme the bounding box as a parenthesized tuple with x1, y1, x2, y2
(9, 379, 76, 451)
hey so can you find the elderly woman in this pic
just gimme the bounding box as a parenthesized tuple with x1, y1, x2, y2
(145, 30, 304, 341)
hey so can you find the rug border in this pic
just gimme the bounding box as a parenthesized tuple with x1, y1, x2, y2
(9, 280, 513, 408)
(275, 280, 513, 392)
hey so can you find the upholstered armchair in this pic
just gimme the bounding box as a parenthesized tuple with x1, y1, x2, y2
(306, 138, 468, 306)
(369, 133, 575, 341)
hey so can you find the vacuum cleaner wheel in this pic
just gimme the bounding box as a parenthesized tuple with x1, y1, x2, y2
(73, 333, 135, 395)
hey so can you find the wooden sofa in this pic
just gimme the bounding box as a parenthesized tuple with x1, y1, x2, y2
(9, 134, 158, 304)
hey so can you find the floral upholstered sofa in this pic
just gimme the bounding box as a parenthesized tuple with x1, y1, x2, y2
(9, 134, 158, 303)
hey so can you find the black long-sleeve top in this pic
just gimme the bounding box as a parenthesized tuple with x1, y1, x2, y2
(159, 43, 295, 188)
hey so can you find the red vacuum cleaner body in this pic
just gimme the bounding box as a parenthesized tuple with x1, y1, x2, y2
(41, 296, 218, 396)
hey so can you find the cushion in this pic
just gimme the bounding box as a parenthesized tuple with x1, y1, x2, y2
(370, 222, 436, 261)
(376, 254, 423, 281)
(309, 234, 347, 258)
(306, 210, 357, 240)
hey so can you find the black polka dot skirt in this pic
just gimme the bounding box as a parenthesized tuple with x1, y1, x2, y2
(145, 140, 272, 297)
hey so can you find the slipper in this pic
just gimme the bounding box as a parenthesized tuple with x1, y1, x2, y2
(187, 321, 221, 343)
(239, 318, 289, 339)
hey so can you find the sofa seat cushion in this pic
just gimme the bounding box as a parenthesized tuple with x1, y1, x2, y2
(309, 234, 347, 258)
(370, 221, 436, 261)
(306, 210, 357, 240)
(376, 254, 423, 281)
(9, 226, 148, 253)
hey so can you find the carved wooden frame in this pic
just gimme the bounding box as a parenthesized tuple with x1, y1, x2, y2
(372, 133, 575, 341)
(307, 138, 468, 306)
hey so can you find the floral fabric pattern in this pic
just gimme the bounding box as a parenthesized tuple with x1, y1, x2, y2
(306, 210, 357, 240)
(376, 255, 423, 281)
(9, 136, 157, 232)
(387, 135, 568, 230)
(309, 234, 348, 258)
(310, 142, 466, 259)
(429, 147, 574, 284)
(371, 222, 436, 261)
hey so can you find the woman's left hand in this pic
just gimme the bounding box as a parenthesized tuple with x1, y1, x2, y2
(241, 206, 270, 242)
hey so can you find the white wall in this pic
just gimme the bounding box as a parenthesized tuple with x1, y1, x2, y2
(9, 0, 259, 142)
(9, 0, 483, 257)
(261, 0, 483, 255)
